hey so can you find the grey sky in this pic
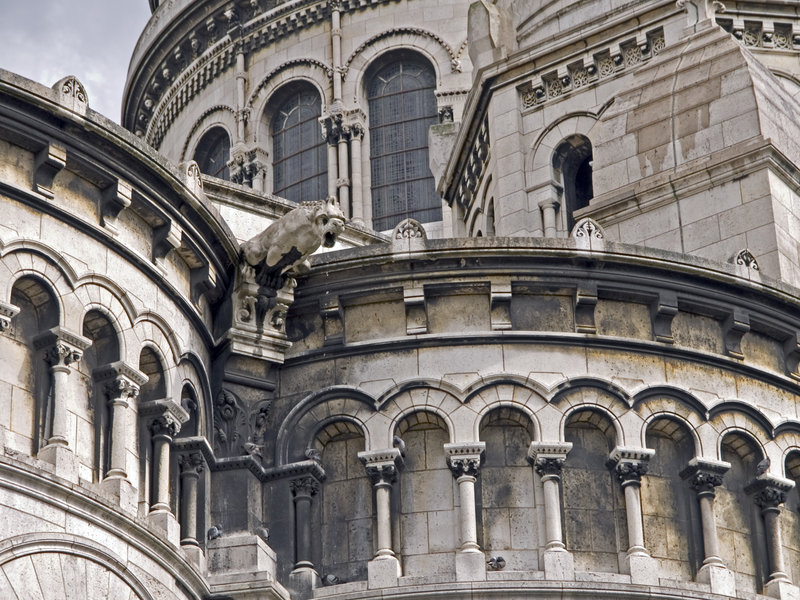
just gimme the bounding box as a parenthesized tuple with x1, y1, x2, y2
(0, 1, 152, 123)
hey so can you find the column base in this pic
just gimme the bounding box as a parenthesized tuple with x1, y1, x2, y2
(148, 510, 181, 546)
(368, 555, 401, 589)
(766, 577, 800, 600)
(208, 533, 277, 577)
(625, 552, 659, 586)
(697, 563, 736, 596)
(100, 476, 137, 513)
(38, 443, 78, 483)
(455, 550, 486, 582)
(543, 548, 574, 581)
(288, 566, 321, 599)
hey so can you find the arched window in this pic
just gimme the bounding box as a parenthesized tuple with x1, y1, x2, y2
(367, 53, 440, 230)
(553, 134, 593, 231)
(193, 127, 231, 180)
(271, 84, 327, 203)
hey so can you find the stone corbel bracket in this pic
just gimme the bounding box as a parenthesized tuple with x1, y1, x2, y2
(783, 331, 800, 380)
(574, 283, 598, 334)
(177, 231, 218, 304)
(321, 295, 343, 346)
(34, 142, 67, 198)
(722, 308, 749, 359)
(403, 286, 428, 335)
(100, 179, 133, 230)
(0, 300, 21, 334)
(650, 291, 678, 343)
(490, 279, 512, 331)
(152, 219, 183, 262)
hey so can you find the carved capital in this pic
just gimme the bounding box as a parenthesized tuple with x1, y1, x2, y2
(104, 377, 140, 406)
(608, 447, 654, 485)
(0, 301, 20, 334)
(745, 475, 794, 509)
(680, 457, 730, 496)
(179, 451, 205, 476)
(359, 448, 403, 485)
(528, 442, 573, 479)
(149, 414, 181, 438)
(35, 326, 91, 368)
(445, 442, 485, 479)
(290, 475, 320, 498)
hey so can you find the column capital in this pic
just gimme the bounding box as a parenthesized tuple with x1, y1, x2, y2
(745, 475, 794, 509)
(0, 300, 20, 334)
(290, 475, 321, 498)
(359, 448, 403, 485)
(178, 451, 205, 476)
(608, 447, 654, 485)
(444, 442, 485, 479)
(680, 457, 730, 495)
(140, 398, 188, 438)
(528, 441, 573, 477)
(34, 326, 91, 367)
(94, 361, 147, 404)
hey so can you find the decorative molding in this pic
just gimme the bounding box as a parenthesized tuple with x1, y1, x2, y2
(518, 27, 665, 111)
(247, 58, 334, 110)
(343, 26, 462, 79)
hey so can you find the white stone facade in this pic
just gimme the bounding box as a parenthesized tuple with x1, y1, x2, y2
(4, 1, 800, 600)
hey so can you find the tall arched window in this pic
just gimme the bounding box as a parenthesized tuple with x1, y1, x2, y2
(271, 84, 327, 203)
(367, 53, 440, 231)
(553, 134, 593, 231)
(193, 127, 231, 180)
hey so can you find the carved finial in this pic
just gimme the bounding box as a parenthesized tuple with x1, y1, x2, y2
(52, 76, 89, 113)
(733, 248, 759, 271)
(392, 218, 427, 241)
(183, 160, 204, 196)
(571, 217, 605, 250)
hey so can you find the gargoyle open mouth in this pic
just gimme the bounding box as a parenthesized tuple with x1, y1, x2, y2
(323, 231, 337, 247)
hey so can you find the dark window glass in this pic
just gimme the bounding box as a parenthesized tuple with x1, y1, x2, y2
(368, 56, 440, 230)
(271, 85, 327, 203)
(193, 127, 230, 180)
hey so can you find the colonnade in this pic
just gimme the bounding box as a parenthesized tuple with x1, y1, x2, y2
(286, 439, 797, 595)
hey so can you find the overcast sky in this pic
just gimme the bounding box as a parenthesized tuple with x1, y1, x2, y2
(0, 1, 153, 123)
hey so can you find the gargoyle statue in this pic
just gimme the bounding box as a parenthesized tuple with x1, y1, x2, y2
(239, 196, 346, 326)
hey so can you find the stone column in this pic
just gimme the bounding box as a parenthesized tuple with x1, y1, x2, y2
(350, 123, 364, 225)
(746, 475, 796, 597)
(445, 442, 486, 581)
(528, 441, 575, 581)
(290, 475, 320, 571)
(179, 451, 205, 547)
(149, 414, 180, 513)
(337, 125, 351, 218)
(538, 199, 560, 237)
(679, 458, 735, 595)
(104, 377, 139, 479)
(34, 327, 90, 482)
(609, 446, 658, 585)
(359, 448, 403, 588)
